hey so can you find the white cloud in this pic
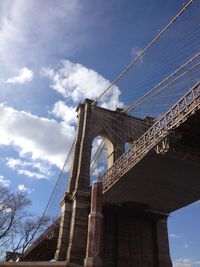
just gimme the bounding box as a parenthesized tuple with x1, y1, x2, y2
(6, 158, 52, 177)
(173, 258, 200, 267)
(52, 101, 76, 124)
(17, 169, 47, 180)
(6, 67, 33, 84)
(6, 158, 22, 169)
(0, 175, 10, 187)
(90, 137, 108, 178)
(184, 244, 189, 248)
(6, 157, 52, 180)
(0, 103, 75, 168)
(0, 0, 85, 71)
(169, 233, 180, 239)
(91, 165, 106, 178)
(42, 60, 123, 109)
(18, 184, 33, 194)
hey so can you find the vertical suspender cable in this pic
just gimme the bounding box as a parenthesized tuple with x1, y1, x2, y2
(92, 0, 194, 106)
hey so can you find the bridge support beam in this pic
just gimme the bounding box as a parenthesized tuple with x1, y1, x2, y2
(101, 204, 172, 267)
(66, 191, 91, 266)
(84, 181, 103, 267)
(156, 218, 172, 267)
(54, 193, 72, 261)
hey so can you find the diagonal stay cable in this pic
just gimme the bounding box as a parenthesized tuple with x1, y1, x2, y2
(42, 137, 76, 217)
(97, 112, 147, 139)
(90, 141, 106, 173)
(22, 137, 76, 246)
(92, 0, 194, 105)
(123, 51, 200, 113)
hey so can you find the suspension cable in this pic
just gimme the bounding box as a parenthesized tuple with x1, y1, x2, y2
(123, 51, 200, 113)
(92, 0, 194, 105)
(90, 140, 106, 173)
(42, 138, 76, 217)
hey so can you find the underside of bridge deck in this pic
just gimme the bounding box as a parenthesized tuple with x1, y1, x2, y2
(103, 110, 200, 213)
(103, 150, 200, 213)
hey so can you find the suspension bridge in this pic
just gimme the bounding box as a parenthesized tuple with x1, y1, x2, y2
(3, 0, 200, 266)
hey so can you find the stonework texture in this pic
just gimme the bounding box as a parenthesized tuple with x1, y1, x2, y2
(23, 99, 173, 267)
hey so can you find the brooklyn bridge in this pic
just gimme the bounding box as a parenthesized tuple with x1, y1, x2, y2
(1, 0, 200, 266)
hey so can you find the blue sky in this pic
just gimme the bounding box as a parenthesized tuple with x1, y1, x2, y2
(0, 0, 200, 266)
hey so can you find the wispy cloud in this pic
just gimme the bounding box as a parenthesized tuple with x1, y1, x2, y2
(6, 67, 33, 84)
(0, 57, 124, 172)
(42, 60, 123, 109)
(131, 46, 144, 64)
(0, 175, 10, 187)
(90, 137, 107, 178)
(0, 0, 85, 71)
(169, 233, 181, 239)
(91, 164, 106, 177)
(173, 258, 200, 267)
(6, 158, 52, 177)
(18, 184, 33, 194)
(18, 169, 47, 179)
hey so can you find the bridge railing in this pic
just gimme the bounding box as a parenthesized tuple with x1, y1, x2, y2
(100, 81, 200, 192)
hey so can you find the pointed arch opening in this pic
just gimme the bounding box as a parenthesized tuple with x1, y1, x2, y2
(124, 142, 132, 153)
(90, 136, 115, 184)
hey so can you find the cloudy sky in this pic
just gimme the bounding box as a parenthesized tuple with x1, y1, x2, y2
(0, 0, 199, 265)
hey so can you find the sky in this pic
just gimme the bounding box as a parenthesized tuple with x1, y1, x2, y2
(0, 0, 199, 266)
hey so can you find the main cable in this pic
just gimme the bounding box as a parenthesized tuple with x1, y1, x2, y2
(92, 0, 194, 105)
(123, 51, 200, 113)
(42, 138, 76, 218)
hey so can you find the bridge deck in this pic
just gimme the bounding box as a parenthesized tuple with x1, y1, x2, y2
(103, 150, 200, 213)
(103, 109, 200, 213)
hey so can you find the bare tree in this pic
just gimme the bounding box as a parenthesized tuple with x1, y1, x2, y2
(0, 186, 51, 262)
(0, 186, 31, 240)
(8, 215, 50, 261)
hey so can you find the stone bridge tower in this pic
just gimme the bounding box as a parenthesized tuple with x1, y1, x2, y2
(54, 99, 151, 265)
(21, 84, 200, 266)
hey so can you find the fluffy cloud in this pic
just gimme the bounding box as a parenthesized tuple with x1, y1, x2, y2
(6, 68, 33, 84)
(52, 101, 77, 124)
(0, 103, 75, 168)
(18, 184, 33, 194)
(0, 175, 10, 187)
(0, 0, 85, 71)
(6, 67, 33, 84)
(42, 60, 123, 109)
(1, 59, 124, 174)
